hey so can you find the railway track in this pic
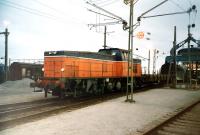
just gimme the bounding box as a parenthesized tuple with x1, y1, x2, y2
(143, 100, 200, 135)
(0, 91, 124, 131)
(0, 98, 58, 114)
(0, 83, 162, 131)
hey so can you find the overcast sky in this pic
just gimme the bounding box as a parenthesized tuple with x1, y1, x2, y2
(0, 0, 199, 72)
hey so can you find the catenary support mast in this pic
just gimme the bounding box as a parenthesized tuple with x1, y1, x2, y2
(125, 0, 135, 103)
(0, 28, 9, 81)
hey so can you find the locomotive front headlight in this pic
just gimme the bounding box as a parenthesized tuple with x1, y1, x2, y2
(61, 68, 65, 72)
(42, 67, 44, 72)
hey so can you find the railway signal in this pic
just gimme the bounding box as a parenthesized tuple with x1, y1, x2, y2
(136, 32, 144, 39)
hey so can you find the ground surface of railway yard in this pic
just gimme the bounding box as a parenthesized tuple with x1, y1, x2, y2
(0, 79, 55, 105)
(0, 79, 200, 135)
(144, 101, 200, 135)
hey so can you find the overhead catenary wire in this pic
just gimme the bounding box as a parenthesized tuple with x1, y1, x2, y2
(86, 1, 126, 22)
(31, 0, 87, 25)
(90, 0, 107, 4)
(2, 0, 60, 19)
(139, 0, 169, 19)
(0, 1, 60, 21)
(138, 0, 197, 24)
(1, 0, 87, 25)
(100, 0, 120, 7)
(90, 0, 116, 5)
(142, 11, 189, 19)
(87, 9, 122, 21)
(187, 0, 193, 6)
(193, 9, 197, 23)
(170, 0, 198, 30)
(86, 1, 128, 30)
(187, 0, 196, 22)
(133, 0, 140, 5)
(31, 0, 68, 16)
(169, 0, 186, 12)
(88, 21, 121, 28)
(174, 0, 197, 25)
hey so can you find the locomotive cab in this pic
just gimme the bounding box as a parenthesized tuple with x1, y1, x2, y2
(98, 48, 141, 63)
(98, 48, 129, 61)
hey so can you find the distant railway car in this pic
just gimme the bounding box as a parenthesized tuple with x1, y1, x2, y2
(42, 48, 142, 98)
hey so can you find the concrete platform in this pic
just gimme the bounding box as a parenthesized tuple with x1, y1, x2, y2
(0, 87, 200, 135)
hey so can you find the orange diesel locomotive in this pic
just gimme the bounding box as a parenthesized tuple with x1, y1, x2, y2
(42, 48, 142, 97)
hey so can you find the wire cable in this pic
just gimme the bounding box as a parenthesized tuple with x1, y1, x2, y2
(100, 0, 120, 7)
(31, 0, 88, 25)
(187, 0, 192, 6)
(3, 0, 61, 19)
(169, 0, 186, 11)
(0, 1, 60, 21)
(87, 8, 122, 21)
(31, 0, 68, 15)
(0, 0, 87, 25)
(91, 0, 114, 5)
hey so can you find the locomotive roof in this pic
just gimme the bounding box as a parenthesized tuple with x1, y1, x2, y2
(44, 50, 115, 61)
(44, 48, 141, 62)
(44, 48, 127, 55)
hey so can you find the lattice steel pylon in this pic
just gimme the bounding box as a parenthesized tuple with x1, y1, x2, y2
(124, 0, 135, 103)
